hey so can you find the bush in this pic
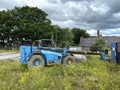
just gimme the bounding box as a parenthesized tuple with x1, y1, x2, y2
(90, 38, 105, 52)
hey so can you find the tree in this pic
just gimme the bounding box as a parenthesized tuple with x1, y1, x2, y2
(0, 10, 14, 48)
(90, 38, 105, 52)
(0, 6, 55, 49)
(71, 28, 90, 45)
(54, 27, 74, 47)
(8, 6, 53, 41)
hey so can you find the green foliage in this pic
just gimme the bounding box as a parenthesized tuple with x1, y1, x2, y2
(90, 38, 105, 52)
(0, 6, 53, 43)
(56, 27, 74, 47)
(71, 28, 90, 45)
(11, 6, 53, 41)
(0, 56, 120, 90)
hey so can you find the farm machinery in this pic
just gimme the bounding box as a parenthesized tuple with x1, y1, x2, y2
(19, 39, 78, 68)
(100, 42, 120, 64)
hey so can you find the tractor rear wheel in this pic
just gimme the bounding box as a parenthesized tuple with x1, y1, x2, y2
(62, 55, 76, 65)
(28, 55, 44, 68)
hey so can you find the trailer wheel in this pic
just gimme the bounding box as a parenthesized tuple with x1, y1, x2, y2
(28, 55, 44, 68)
(62, 55, 76, 65)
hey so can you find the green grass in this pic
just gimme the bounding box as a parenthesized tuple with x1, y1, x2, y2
(0, 56, 120, 90)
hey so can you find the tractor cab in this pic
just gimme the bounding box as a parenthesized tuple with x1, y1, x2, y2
(32, 39, 56, 48)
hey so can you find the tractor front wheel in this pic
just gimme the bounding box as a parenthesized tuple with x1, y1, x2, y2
(28, 55, 44, 68)
(62, 55, 76, 65)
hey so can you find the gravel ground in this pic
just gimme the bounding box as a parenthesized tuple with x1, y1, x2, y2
(0, 52, 86, 61)
(0, 52, 20, 60)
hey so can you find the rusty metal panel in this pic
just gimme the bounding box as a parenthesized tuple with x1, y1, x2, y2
(116, 42, 120, 52)
(116, 53, 120, 64)
(116, 42, 120, 64)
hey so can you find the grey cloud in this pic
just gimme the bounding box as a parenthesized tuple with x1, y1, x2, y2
(101, 29, 120, 36)
(68, 0, 120, 30)
(0, 0, 23, 10)
(43, 6, 69, 21)
(37, 0, 120, 32)
(106, 0, 120, 13)
(3, 0, 119, 30)
(48, 0, 60, 4)
(60, 0, 89, 3)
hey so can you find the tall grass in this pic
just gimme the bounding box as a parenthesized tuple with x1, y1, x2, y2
(0, 55, 120, 90)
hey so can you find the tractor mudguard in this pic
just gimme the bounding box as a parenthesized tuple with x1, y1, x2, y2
(27, 50, 41, 61)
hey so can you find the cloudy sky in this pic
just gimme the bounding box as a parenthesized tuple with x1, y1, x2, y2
(0, 0, 120, 36)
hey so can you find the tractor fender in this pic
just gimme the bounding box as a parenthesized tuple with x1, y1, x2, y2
(33, 50, 41, 55)
(28, 50, 41, 61)
(62, 53, 74, 60)
(63, 53, 74, 58)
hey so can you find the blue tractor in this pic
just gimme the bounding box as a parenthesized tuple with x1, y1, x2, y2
(19, 39, 76, 68)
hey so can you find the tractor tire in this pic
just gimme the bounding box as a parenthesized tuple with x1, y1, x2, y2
(28, 55, 44, 68)
(62, 55, 76, 65)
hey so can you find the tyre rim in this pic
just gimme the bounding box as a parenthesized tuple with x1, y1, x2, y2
(33, 59, 40, 66)
(68, 60, 72, 64)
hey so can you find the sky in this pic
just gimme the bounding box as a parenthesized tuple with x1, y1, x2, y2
(0, 0, 120, 36)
